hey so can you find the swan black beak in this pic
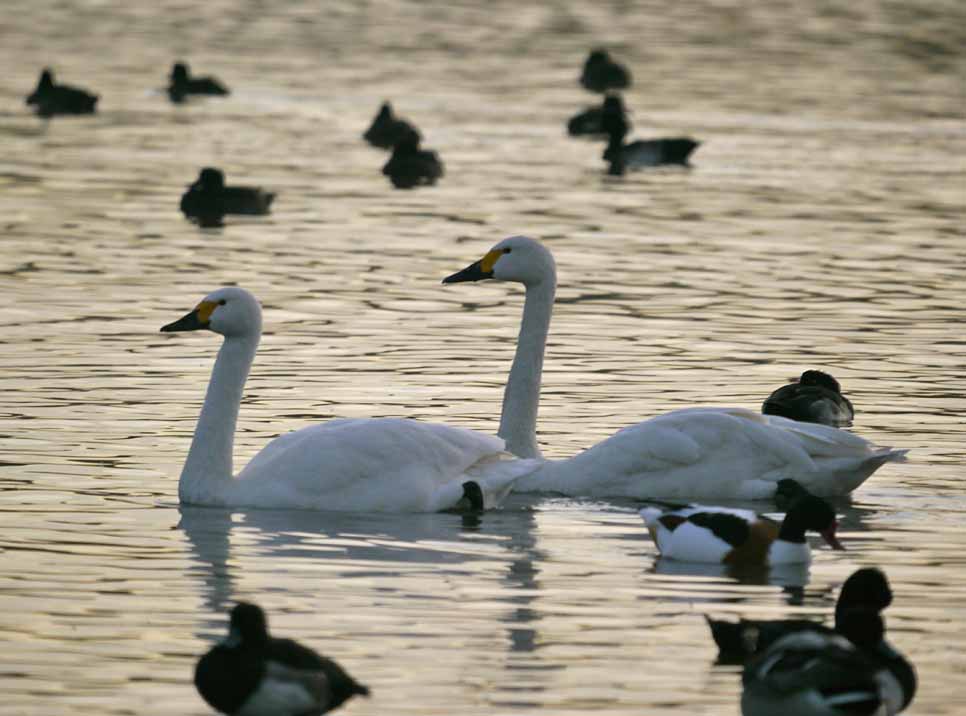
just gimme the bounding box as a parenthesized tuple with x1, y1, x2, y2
(161, 308, 207, 332)
(442, 259, 491, 284)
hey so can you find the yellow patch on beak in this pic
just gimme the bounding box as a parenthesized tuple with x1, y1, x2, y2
(195, 300, 218, 324)
(479, 249, 503, 274)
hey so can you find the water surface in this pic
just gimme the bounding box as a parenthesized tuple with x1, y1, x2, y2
(1, 1, 965, 714)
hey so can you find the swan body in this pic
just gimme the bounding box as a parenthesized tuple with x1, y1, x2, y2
(196, 603, 369, 715)
(763, 370, 855, 427)
(443, 236, 906, 500)
(638, 491, 842, 565)
(161, 287, 538, 512)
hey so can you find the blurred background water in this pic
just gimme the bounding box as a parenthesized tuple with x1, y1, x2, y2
(1, 1, 965, 713)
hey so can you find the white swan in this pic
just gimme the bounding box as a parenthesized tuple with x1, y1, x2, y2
(442, 236, 906, 499)
(160, 287, 539, 512)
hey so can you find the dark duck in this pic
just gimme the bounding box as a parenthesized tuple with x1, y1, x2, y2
(567, 96, 611, 138)
(167, 62, 230, 103)
(381, 135, 443, 189)
(180, 168, 276, 227)
(741, 607, 916, 716)
(363, 101, 421, 149)
(25, 68, 98, 117)
(707, 566, 895, 662)
(195, 602, 370, 715)
(579, 49, 631, 93)
(762, 370, 855, 427)
(601, 95, 699, 174)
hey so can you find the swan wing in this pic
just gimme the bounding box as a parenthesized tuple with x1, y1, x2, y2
(234, 417, 538, 512)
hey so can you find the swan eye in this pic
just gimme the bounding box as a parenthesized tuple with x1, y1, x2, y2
(503, 248, 512, 254)
(218, 299, 227, 306)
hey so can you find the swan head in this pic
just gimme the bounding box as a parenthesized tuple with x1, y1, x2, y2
(442, 235, 556, 287)
(160, 286, 262, 338)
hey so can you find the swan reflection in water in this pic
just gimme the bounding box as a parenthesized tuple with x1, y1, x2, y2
(177, 496, 552, 677)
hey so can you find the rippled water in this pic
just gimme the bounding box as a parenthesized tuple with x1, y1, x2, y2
(2, 1, 965, 714)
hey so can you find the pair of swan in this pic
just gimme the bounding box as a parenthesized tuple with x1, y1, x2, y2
(162, 236, 904, 512)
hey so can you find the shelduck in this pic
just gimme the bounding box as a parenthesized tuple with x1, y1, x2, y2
(638, 491, 844, 565)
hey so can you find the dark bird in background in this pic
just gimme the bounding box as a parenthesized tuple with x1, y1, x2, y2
(25, 68, 98, 117)
(579, 49, 631, 93)
(763, 370, 855, 427)
(180, 167, 276, 227)
(567, 100, 608, 138)
(195, 602, 370, 715)
(601, 95, 699, 174)
(167, 62, 230, 103)
(382, 135, 444, 189)
(363, 101, 421, 149)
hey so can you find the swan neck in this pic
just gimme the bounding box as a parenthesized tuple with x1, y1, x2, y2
(499, 278, 554, 459)
(179, 332, 259, 502)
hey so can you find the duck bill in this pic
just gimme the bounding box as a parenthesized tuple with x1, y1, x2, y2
(161, 309, 206, 332)
(442, 259, 491, 284)
(821, 526, 845, 551)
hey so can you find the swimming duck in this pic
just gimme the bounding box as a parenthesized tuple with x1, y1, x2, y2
(442, 235, 907, 499)
(195, 602, 370, 715)
(742, 609, 915, 716)
(567, 103, 606, 137)
(25, 68, 98, 117)
(600, 95, 699, 173)
(363, 101, 421, 149)
(179, 168, 276, 227)
(167, 62, 230, 103)
(567, 93, 626, 138)
(638, 493, 843, 565)
(579, 49, 631, 93)
(160, 287, 539, 511)
(381, 135, 443, 189)
(763, 370, 855, 427)
(707, 567, 894, 661)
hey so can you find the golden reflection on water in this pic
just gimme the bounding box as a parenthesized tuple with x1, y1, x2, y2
(1, 0, 966, 714)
